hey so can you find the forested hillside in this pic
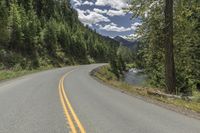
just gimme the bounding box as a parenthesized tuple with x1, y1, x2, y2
(0, 0, 119, 70)
(131, 0, 200, 95)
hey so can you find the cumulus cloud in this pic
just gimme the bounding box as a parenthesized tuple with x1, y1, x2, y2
(71, 0, 139, 36)
(93, 8, 108, 14)
(82, 1, 94, 6)
(93, 8, 126, 17)
(72, 0, 94, 7)
(99, 23, 130, 32)
(95, 0, 129, 10)
(72, 0, 82, 7)
(77, 9, 110, 26)
(98, 22, 141, 32)
(107, 9, 126, 16)
(130, 22, 142, 30)
(120, 33, 141, 40)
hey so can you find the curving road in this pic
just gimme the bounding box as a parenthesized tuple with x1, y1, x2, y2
(0, 64, 200, 133)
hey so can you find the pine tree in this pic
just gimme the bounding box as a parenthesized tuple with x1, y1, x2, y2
(164, 0, 176, 94)
(0, 0, 9, 48)
(8, 1, 24, 52)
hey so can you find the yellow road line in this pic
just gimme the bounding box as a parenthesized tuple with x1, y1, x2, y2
(59, 78, 77, 133)
(59, 69, 86, 133)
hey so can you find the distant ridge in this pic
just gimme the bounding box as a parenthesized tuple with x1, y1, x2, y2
(114, 36, 138, 49)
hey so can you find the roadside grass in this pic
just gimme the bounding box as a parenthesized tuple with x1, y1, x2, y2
(92, 65, 200, 113)
(0, 67, 52, 81)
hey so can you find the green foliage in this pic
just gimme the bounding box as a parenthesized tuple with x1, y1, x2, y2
(110, 58, 120, 79)
(109, 50, 127, 79)
(0, 0, 9, 47)
(130, 0, 200, 95)
(0, 0, 119, 69)
(117, 45, 134, 63)
(94, 65, 200, 113)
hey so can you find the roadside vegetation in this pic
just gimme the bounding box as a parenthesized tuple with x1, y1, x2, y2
(108, 0, 200, 98)
(128, 0, 200, 95)
(0, 66, 53, 81)
(92, 65, 200, 113)
(0, 0, 120, 80)
(0, 69, 38, 81)
(105, 0, 200, 113)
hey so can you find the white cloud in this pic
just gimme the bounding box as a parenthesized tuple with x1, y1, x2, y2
(72, 0, 130, 10)
(95, 0, 129, 10)
(130, 22, 142, 30)
(107, 9, 126, 16)
(98, 22, 141, 32)
(76, 9, 110, 26)
(72, 0, 94, 7)
(83, 1, 94, 6)
(120, 33, 141, 40)
(93, 8, 108, 14)
(72, 0, 82, 7)
(71, 0, 139, 34)
(99, 23, 130, 32)
(93, 8, 126, 17)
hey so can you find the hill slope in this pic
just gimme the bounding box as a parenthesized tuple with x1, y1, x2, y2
(114, 36, 138, 49)
(0, 0, 119, 69)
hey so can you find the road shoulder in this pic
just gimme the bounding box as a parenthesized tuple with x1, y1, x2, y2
(90, 65, 200, 120)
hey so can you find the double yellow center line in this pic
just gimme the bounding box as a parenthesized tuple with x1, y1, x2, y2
(59, 70, 86, 133)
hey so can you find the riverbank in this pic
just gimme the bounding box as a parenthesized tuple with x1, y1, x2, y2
(91, 65, 200, 119)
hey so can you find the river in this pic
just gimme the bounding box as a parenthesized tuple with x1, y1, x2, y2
(124, 68, 147, 86)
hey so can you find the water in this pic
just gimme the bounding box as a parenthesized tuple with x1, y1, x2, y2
(124, 68, 147, 86)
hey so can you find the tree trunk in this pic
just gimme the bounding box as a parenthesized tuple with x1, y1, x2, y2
(164, 0, 176, 94)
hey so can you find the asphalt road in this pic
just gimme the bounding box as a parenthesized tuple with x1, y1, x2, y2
(0, 64, 200, 133)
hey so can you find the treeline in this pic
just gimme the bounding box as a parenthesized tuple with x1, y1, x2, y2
(0, 0, 119, 69)
(131, 0, 200, 95)
(109, 45, 136, 78)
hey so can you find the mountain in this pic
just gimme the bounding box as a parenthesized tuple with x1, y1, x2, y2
(114, 36, 138, 49)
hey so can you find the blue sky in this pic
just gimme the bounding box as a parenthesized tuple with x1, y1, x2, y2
(70, 0, 141, 38)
